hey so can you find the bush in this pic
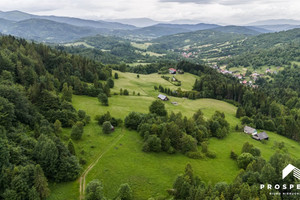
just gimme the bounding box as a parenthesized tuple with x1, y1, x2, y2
(149, 100, 167, 116)
(102, 121, 113, 134)
(186, 151, 204, 159)
(249, 147, 261, 157)
(237, 153, 255, 169)
(206, 151, 216, 159)
(143, 135, 161, 152)
(98, 93, 108, 106)
(124, 112, 143, 130)
(230, 150, 238, 160)
(70, 121, 84, 140)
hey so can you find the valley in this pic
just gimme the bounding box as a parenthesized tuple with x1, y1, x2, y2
(47, 71, 300, 200)
(1, 7, 300, 200)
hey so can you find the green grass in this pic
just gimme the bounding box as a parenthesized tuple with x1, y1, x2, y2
(64, 42, 94, 49)
(131, 42, 152, 50)
(48, 70, 300, 200)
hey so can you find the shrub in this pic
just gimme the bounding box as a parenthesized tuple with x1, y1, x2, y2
(230, 150, 238, 160)
(186, 151, 204, 159)
(206, 151, 216, 159)
(237, 153, 255, 169)
(102, 121, 113, 134)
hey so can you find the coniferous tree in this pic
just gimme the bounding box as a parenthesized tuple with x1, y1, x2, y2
(86, 179, 106, 200)
(68, 139, 76, 155)
(70, 121, 84, 140)
(34, 165, 50, 200)
(53, 120, 62, 135)
(61, 83, 72, 102)
(116, 183, 133, 200)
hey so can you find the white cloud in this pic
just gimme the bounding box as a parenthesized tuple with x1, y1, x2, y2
(0, 0, 299, 24)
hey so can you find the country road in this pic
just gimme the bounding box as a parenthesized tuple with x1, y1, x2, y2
(79, 130, 125, 200)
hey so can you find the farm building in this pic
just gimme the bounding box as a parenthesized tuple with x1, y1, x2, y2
(252, 132, 269, 141)
(169, 68, 177, 74)
(158, 94, 169, 101)
(244, 126, 257, 135)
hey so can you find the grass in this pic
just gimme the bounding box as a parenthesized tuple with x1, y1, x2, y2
(64, 42, 94, 49)
(131, 42, 152, 50)
(48, 70, 300, 200)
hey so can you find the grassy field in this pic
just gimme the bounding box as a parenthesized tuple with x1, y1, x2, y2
(131, 42, 152, 50)
(64, 42, 94, 49)
(48, 71, 300, 200)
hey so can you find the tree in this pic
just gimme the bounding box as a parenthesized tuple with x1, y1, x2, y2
(98, 93, 108, 106)
(230, 150, 238, 160)
(236, 107, 246, 118)
(61, 83, 72, 102)
(149, 100, 167, 116)
(123, 89, 129, 95)
(86, 179, 106, 200)
(106, 78, 114, 88)
(116, 183, 132, 200)
(53, 120, 62, 135)
(34, 165, 50, 200)
(102, 121, 112, 134)
(68, 139, 76, 155)
(78, 110, 86, 121)
(237, 153, 254, 169)
(71, 121, 84, 140)
(124, 112, 143, 130)
(114, 73, 119, 79)
(180, 134, 197, 153)
(0, 97, 15, 128)
(241, 142, 253, 153)
(34, 135, 58, 177)
(143, 135, 161, 152)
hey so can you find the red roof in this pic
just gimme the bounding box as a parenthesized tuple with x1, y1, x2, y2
(169, 68, 176, 71)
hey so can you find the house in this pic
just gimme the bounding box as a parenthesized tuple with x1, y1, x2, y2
(169, 68, 177, 74)
(252, 132, 269, 140)
(158, 94, 169, 101)
(244, 126, 257, 135)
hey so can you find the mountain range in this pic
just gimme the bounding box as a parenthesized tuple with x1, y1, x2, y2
(0, 10, 299, 43)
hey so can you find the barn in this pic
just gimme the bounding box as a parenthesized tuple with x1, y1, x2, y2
(158, 94, 169, 101)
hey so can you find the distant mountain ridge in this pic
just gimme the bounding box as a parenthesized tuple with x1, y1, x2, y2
(248, 19, 300, 26)
(0, 10, 300, 43)
(0, 10, 136, 30)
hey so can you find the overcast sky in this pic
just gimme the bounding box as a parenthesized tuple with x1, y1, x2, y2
(0, 0, 299, 24)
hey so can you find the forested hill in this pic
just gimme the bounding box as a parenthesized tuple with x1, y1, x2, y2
(0, 35, 112, 199)
(148, 29, 247, 53)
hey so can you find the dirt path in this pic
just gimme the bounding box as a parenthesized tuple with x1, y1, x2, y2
(79, 130, 125, 200)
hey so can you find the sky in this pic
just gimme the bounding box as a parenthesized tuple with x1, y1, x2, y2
(0, 0, 299, 25)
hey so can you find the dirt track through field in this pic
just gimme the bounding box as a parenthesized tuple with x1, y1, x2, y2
(79, 130, 125, 200)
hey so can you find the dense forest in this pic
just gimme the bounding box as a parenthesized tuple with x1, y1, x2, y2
(0, 35, 113, 199)
(218, 43, 300, 68)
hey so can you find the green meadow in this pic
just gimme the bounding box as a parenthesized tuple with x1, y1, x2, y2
(48, 71, 300, 200)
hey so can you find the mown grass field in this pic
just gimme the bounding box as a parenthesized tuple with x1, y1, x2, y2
(48, 71, 300, 200)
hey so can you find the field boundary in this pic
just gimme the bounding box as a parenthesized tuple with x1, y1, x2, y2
(79, 129, 125, 200)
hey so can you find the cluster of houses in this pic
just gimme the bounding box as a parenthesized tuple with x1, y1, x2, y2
(210, 65, 261, 88)
(244, 126, 269, 141)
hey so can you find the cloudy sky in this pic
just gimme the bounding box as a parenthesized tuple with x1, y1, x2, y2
(0, 0, 299, 24)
